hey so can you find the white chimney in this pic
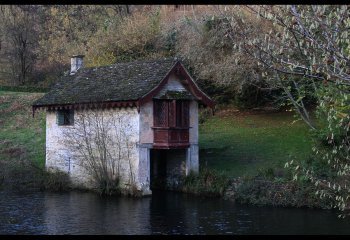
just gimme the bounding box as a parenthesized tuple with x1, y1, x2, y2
(70, 55, 84, 75)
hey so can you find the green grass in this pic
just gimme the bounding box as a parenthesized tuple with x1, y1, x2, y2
(199, 110, 313, 178)
(0, 91, 46, 168)
(0, 90, 313, 180)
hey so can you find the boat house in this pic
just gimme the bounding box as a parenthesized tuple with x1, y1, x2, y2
(32, 56, 214, 195)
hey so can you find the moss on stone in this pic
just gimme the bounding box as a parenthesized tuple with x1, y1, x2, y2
(158, 90, 194, 100)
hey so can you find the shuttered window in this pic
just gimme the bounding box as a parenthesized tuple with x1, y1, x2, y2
(154, 100, 189, 128)
(154, 100, 169, 127)
(57, 109, 74, 126)
(176, 100, 189, 128)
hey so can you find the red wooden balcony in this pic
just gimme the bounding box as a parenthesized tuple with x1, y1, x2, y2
(153, 127, 189, 149)
(152, 99, 190, 149)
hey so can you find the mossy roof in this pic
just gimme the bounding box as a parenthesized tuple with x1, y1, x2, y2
(155, 90, 194, 100)
(33, 58, 179, 106)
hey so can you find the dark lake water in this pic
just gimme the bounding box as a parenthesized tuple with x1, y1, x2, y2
(1, 189, 350, 235)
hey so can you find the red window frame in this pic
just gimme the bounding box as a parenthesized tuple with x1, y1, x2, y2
(153, 100, 189, 128)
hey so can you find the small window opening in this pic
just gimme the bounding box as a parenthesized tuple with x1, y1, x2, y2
(57, 109, 74, 126)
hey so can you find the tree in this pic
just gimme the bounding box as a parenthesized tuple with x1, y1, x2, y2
(108, 5, 130, 18)
(217, 5, 350, 217)
(0, 5, 41, 85)
(174, 9, 273, 107)
(63, 110, 138, 195)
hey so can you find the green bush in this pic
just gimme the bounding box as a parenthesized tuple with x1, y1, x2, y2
(199, 107, 212, 124)
(303, 155, 337, 180)
(256, 167, 276, 180)
(181, 168, 230, 197)
(194, 78, 236, 105)
(235, 177, 334, 209)
(234, 165, 334, 209)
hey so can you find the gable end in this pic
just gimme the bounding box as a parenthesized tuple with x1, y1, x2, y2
(138, 61, 214, 108)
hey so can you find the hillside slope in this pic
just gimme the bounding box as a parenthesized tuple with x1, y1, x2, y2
(0, 91, 45, 189)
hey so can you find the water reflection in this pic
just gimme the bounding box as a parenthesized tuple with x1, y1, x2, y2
(0, 191, 47, 234)
(1, 189, 350, 234)
(149, 191, 350, 235)
(44, 192, 151, 234)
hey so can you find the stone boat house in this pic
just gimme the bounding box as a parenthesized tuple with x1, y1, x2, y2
(33, 56, 214, 195)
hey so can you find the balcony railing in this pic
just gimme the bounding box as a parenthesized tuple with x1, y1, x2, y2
(152, 127, 189, 149)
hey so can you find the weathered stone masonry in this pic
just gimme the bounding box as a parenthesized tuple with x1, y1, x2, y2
(33, 57, 214, 195)
(45, 108, 140, 190)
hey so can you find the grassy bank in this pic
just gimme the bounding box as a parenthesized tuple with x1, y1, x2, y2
(197, 108, 334, 208)
(0, 91, 317, 204)
(169, 107, 315, 200)
(0, 91, 46, 168)
(0, 91, 64, 191)
(199, 108, 313, 178)
(1, 91, 312, 181)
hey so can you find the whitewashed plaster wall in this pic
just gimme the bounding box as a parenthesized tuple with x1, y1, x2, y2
(45, 107, 142, 191)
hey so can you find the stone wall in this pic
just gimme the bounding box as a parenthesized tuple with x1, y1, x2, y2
(45, 73, 200, 195)
(45, 107, 144, 192)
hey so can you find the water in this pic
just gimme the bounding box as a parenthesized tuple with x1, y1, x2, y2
(1, 189, 350, 235)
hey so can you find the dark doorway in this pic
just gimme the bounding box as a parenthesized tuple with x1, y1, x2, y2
(150, 149, 167, 190)
(150, 149, 187, 191)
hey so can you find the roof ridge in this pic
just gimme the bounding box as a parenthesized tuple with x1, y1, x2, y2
(33, 57, 182, 107)
(81, 57, 180, 71)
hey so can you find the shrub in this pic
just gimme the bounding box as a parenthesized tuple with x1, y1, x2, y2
(39, 170, 71, 192)
(198, 107, 212, 124)
(181, 168, 230, 197)
(235, 177, 334, 209)
(96, 177, 121, 196)
(0, 157, 70, 192)
(120, 182, 143, 198)
(112, 9, 165, 62)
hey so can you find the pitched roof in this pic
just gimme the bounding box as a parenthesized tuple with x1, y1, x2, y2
(32, 58, 214, 109)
